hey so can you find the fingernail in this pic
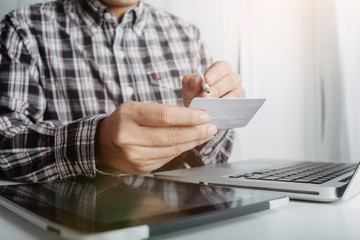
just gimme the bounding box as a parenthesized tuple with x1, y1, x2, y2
(206, 73, 217, 85)
(199, 113, 211, 123)
(208, 125, 217, 136)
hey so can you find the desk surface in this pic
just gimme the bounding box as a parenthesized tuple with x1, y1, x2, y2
(0, 180, 359, 240)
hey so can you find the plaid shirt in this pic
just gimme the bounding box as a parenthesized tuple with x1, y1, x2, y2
(0, 0, 234, 182)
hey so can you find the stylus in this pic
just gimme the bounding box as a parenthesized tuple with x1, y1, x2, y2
(197, 68, 210, 94)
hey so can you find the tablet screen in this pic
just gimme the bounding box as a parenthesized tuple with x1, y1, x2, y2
(0, 175, 282, 233)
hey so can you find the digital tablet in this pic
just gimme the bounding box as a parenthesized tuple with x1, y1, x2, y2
(0, 175, 288, 239)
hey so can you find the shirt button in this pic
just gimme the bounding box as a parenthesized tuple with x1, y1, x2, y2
(134, 28, 142, 37)
(74, 164, 82, 175)
(104, 12, 113, 21)
(118, 50, 126, 60)
(203, 147, 213, 155)
(126, 86, 134, 96)
(91, 26, 98, 34)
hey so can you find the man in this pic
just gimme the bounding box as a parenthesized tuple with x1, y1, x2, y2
(0, 0, 245, 182)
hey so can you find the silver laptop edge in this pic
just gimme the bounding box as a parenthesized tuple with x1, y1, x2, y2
(154, 160, 360, 202)
(342, 163, 360, 201)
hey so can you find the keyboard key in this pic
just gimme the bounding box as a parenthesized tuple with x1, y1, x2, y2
(229, 174, 243, 178)
(294, 179, 313, 183)
(243, 173, 254, 177)
(245, 174, 267, 180)
(301, 177, 319, 181)
(277, 178, 294, 182)
(310, 180, 324, 184)
(272, 173, 291, 177)
(260, 176, 282, 181)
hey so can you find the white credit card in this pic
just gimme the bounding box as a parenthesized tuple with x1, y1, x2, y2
(189, 98, 266, 129)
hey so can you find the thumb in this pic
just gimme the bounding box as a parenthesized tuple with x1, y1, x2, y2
(182, 74, 202, 107)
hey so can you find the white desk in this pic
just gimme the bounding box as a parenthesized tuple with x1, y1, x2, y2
(0, 181, 359, 240)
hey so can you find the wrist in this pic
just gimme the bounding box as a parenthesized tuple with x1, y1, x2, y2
(95, 116, 122, 170)
(95, 118, 105, 166)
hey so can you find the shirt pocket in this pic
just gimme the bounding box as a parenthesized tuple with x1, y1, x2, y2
(147, 68, 184, 90)
(146, 66, 192, 106)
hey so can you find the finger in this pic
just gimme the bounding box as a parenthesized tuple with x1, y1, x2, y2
(124, 123, 217, 147)
(125, 156, 175, 175)
(203, 72, 241, 98)
(204, 61, 232, 86)
(99, 147, 172, 175)
(182, 74, 203, 107)
(127, 101, 211, 126)
(222, 86, 246, 99)
(138, 156, 178, 174)
(124, 135, 215, 162)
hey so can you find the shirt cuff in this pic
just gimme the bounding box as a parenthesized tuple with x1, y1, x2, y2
(193, 129, 235, 165)
(95, 166, 129, 177)
(54, 114, 108, 179)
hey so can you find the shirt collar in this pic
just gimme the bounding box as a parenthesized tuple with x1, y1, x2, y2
(62, 0, 146, 36)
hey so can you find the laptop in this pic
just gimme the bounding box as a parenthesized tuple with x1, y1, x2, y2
(154, 159, 360, 202)
(154, 98, 360, 202)
(0, 175, 288, 239)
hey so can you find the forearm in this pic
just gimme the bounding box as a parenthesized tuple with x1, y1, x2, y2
(0, 113, 107, 182)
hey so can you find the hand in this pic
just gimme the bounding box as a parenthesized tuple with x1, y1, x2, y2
(95, 101, 217, 174)
(182, 61, 246, 107)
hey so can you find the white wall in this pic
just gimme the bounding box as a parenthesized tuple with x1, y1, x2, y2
(237, 0, 317, 162)
(334, 0, 360, 162)
(0, 0, 46, 18)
